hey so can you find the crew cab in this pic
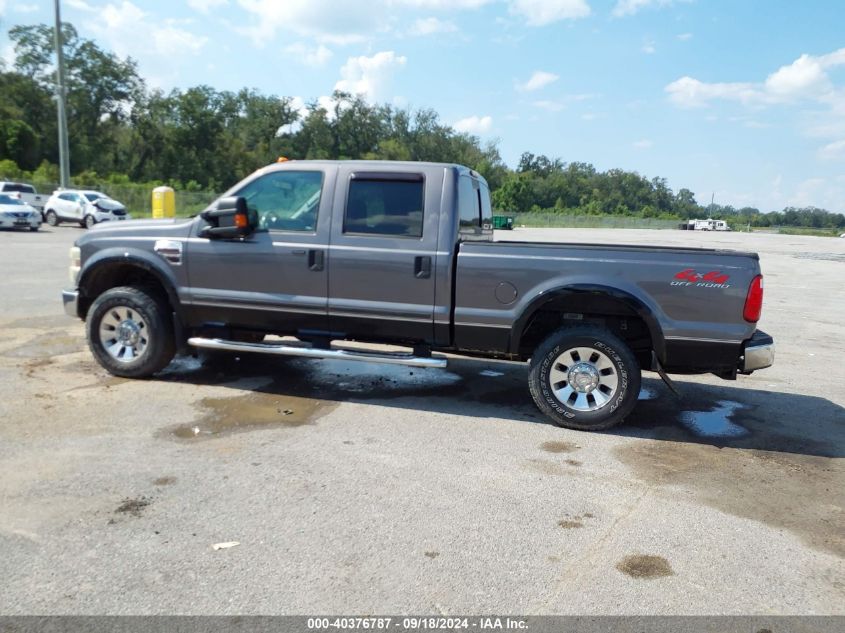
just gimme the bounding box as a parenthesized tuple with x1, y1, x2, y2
(62, 161, 774, 430)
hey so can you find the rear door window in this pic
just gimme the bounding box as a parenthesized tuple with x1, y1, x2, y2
(344, 175, 424, 238)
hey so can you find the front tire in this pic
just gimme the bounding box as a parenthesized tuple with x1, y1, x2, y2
(84, 215, 96, 229)
(29, 226, 39, 232)
(86, 286, 176, 378)
(528, 325, 641, 431)
(45, 210, 59, 226)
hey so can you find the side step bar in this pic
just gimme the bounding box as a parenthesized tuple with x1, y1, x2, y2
(187, 337, 448, 369)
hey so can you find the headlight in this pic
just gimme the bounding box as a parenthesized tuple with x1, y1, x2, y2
(69, 246, 81, 285)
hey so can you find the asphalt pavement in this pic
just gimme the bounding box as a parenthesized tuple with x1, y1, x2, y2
(0, 224, 842, 614)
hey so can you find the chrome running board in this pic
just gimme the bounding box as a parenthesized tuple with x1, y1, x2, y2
(187, 337, 448, 369)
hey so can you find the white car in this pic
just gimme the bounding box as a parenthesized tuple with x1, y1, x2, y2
(0, 193, 41, 231)
(44, 190, 130, 229)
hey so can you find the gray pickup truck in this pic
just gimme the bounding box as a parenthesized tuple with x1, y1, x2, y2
(62, 160, 774, 430)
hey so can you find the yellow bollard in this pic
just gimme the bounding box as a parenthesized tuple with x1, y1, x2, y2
(151, 186, 175, 219)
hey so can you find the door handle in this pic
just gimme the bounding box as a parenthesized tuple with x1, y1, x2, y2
(414, 255, 432, 279)
(308, 249, 324, 271)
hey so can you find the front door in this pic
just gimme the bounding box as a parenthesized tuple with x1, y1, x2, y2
(327, 166, 441, 343)
(185, 167, 335, 335)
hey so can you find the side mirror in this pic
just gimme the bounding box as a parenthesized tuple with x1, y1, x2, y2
(200, 196, 258, 239)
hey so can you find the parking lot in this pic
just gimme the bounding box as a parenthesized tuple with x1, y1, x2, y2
(0, 224, 842, 615)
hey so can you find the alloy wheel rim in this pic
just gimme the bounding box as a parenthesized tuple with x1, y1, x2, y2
(99, 306, 148, 362)
(549, 346, 619, 411)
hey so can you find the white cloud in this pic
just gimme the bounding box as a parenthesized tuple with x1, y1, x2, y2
(235, 0, 489, 45)
(676, 32, 693, 41)
(633, 139, 654, 149)
(665, 77, 760, 108)
(284, 43, 333, 67)
(642, 39, 655, 54)
(409, 17, 458, 36)
(819, 139, 845, 160)
(666, 47, 845, 108)
(400, 0, 490, 7)
(508, 0, 591, 26)
(533, 100, 565, 111)
(334, 51, 407, 102)
(1, 42, 14, 68)
(453, 115, 493, 134)
(516, 70, 559, 92)
(152, 25, 208, 56)
(786, 177, 826, 207)
(612, 0, 680, 18)
(74, 0, 208, 87)
(65, 0, 95, 10)
(12, 3, 39, 13)
(187, 0, 228, 13)
(764, 53, 831, 98)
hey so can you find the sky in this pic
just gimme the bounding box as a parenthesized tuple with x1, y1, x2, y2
(1, 0, 844, 213)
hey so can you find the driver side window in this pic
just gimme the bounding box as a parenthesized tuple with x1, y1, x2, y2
(234, 170, 323, 232)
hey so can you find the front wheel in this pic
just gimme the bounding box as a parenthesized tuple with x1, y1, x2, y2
(86, 286, 176, 378)
(84, 215, 96, 229)
(45, 210, 59, 226)
(528, 325, 641, 431)
(29, 226, 39, 232)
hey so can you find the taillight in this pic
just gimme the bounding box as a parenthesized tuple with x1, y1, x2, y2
(743, 274, 764, 322)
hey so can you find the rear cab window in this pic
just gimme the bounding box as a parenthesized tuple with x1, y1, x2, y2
(343, 173, 424, 238)
(2, 183, 35, 194)
(458, 173, 493, 240)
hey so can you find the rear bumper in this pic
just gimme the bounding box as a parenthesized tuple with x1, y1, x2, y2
(62, 289, 79, 318)
(740, 330, 774, 373)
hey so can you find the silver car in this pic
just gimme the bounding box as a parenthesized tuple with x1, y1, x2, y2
(0, 194, 41, 231)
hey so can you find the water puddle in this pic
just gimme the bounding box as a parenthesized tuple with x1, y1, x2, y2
(172, 392, 335, 439)
(616, 554, 674, 579)
(679, 400, 749, 438)
(4, 331, 84, 358)
(540, 440, 580, 454)
(638, 387, 658, 400)
(307, 360, 463, 394)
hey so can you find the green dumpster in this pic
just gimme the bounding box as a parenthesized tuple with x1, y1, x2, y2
(493, 215, 514, 230)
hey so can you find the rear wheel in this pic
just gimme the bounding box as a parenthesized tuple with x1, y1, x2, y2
(45, 210, 59, 226)
(528, 325, 641, 431)
(86, 286, 175, 378)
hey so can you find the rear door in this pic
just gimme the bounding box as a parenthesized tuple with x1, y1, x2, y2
(185, 167, 335, 334)
(327, 166, 442, 343)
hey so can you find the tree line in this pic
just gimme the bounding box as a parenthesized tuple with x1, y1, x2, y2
(0, 21, 842, 230)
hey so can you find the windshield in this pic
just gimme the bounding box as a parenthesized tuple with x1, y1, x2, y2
(0, 194, 23, 205)
(84, 193, 105, 202)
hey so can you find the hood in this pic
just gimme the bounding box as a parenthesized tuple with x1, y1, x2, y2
(76, 217, 195, 246)
(93, 198, 125, 211)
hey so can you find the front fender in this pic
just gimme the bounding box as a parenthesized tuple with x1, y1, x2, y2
(77, 247, 183, 318)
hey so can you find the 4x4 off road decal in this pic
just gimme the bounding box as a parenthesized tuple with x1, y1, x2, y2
(672, 268, 731, 288)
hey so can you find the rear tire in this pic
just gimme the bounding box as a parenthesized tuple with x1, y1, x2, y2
(528, 325, 641, 431)
(86, 286, 175, 378)
(45, 210, 59, 226)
